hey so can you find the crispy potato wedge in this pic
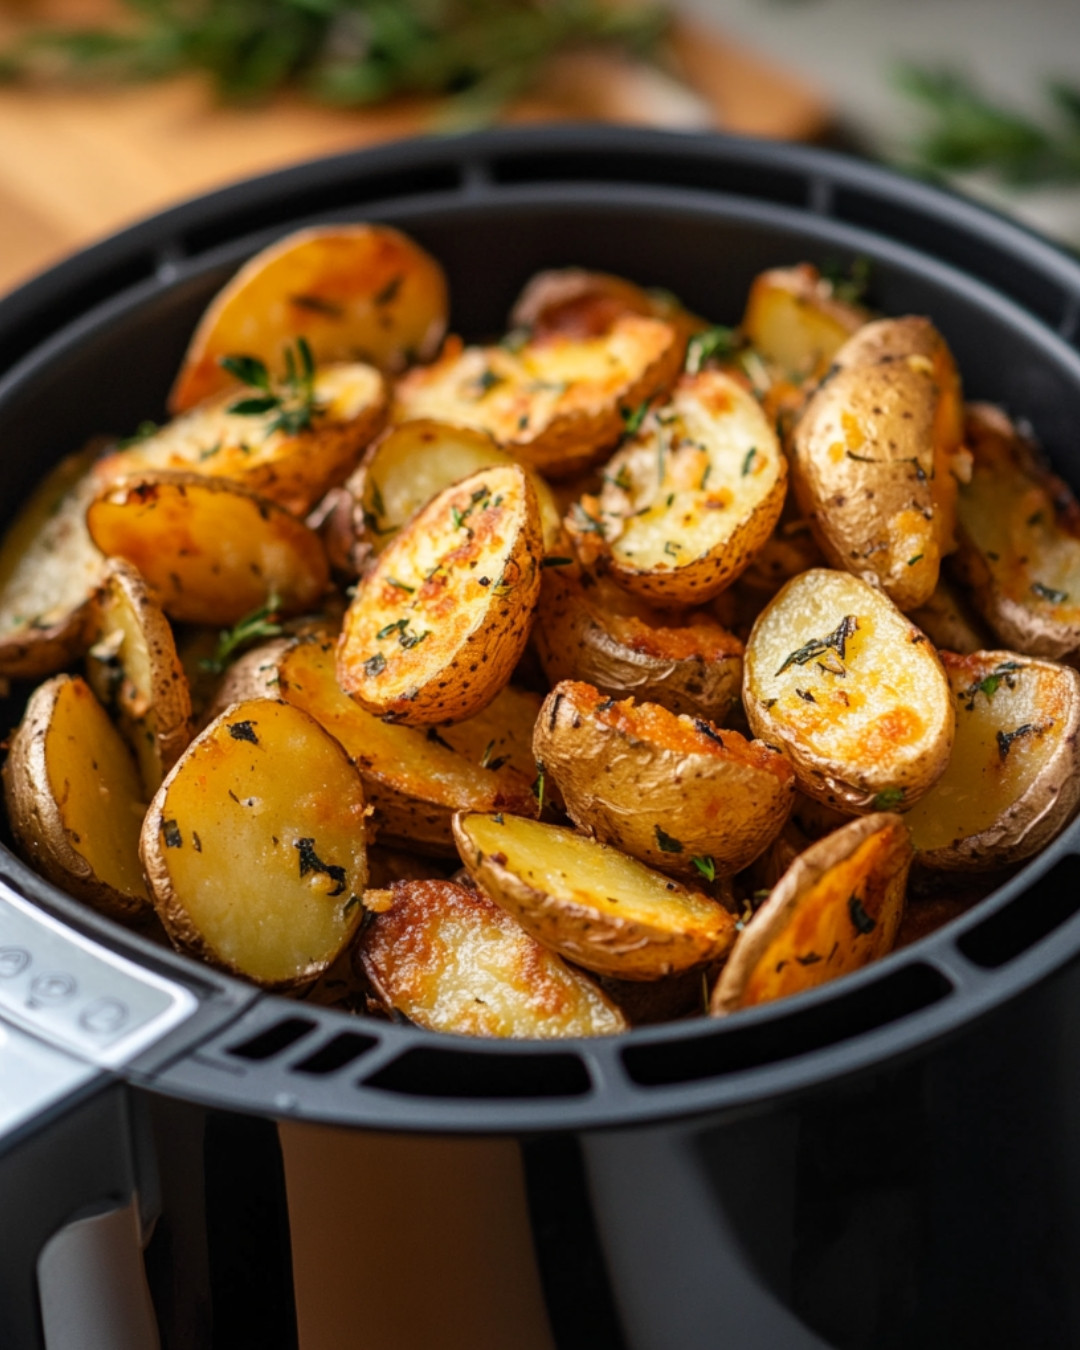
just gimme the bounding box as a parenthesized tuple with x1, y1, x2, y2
(453, 812, 736, 980)
(3, 675, 149, 919)
(279, 635, 536, 854)
(509, 267, 701, 349)
(952, 403, 1080, 660)
(358, 878, 627, 1037)
(170, 224, 448, 412)
(86, 472, 330, 626)
(741, 263, 868, 381)
(99, 363, 387, 516)
(904, 650, 1080, 869)
(534, 681, 795, 878)
(86, 559, 192, 796)
(744, 568, 954, 811)
(392, 314, 682, 478)
(790, 317, 966, 610)
(711, 813, 912, 1013)
(0, 443, 106, 678)
(908, 575, 993, 655)
(532, 566, 743, 724)
(337, 464, 542, 724)
(571, 370, 786, 606)
(141, 697, 369, 988)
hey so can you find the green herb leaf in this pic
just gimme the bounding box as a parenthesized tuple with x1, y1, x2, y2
(848, 893, 876, 935)
(686, 325, 738, 374)
(741, 446, 757, 476)
(198, 591, 283, 674)
(691, 855, 716, 882)
(621, 401, 650, 436)
(1032, 581, 1069, 604)
(228, 396, 280, 416)
(776, 615, 858, 676)
(220, 354, 271, 390)
(872, 787, 905, 810)
(654, 825, 684, 854)
(540, 556, 574, 569)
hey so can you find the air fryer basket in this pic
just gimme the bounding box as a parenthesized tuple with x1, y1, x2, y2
(4, 127, 1080, 1349)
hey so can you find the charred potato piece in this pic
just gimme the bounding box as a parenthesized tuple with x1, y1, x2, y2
(0, 444, 106, 678)
(790, 317, 966, 610)
(337, 464, 542, 724)
(533, 567, 743, 724)
(741, 263, 868, 381)
(87, 472, 330, 627)
(952, 403, 1080, 661)
(904, 650, 1080, 869)
(170, 224, 448, 412)
(908, 575, 994, 655)
(572, 370, 786, 606)
(358, 879, 627, 1037)
(279, 636, 536, 855)
(534, 681, 795, 878)
(711, 813, 912, 1013)
(453, 812, 736, 980)
(141, 698, 369, 988)
(86, 559, 192, 795)
(99, 363, 387, 517)
(392, 314, 682, 478)
(3, 675, 149, 919)
(744, 568, 954, 812)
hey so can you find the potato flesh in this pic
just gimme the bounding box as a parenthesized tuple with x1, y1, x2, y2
(741, 264, 866, 377)
(144, 699, 368, 986)
(360, 879, 626, 1037)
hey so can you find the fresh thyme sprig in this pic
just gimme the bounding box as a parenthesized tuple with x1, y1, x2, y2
(200, 592, 285, 674)
(222, 338, 321, 436)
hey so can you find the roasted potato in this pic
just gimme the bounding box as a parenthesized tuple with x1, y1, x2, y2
(170, 224, 448, 411)
(741, 262, 868, 381)
(743, 568, 954, 811)
(392, 314, 682, 478)
(790, 317, 967, 610)
(358, 879, 627, 1037)
(141, 697, 369, 988)
(904, 650, 1080, 869)
(3, 675, 149, 919)
(570, 369, 786, 606)
(534, 681, 795, 878)
(337, 464, 543, 724)
(908, 575, 994, 655)
(453, 812, 737, 980)
(86, 558, 192, 795)
(86, 472, 330, 626)
(711, 813, 912, 1013)
(509, 266, 700, 350)
(199, 636, 295, 728)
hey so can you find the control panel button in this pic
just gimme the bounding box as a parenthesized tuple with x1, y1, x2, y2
(29, 973, 76, 1005)
(0, 947, 31, 978)
(78, 999, 129, 1035)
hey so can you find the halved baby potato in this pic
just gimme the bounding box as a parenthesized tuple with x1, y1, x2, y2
(453, 812, 737, 980)
(86, 472, 330, 626)
(741, 262, 868, 381)
(392, 313, 682, 478)
(904, 650, 1080, 869)
(358, 878, 627, 1037)
(790, 317, 966, 610)
(170, 223, 448, 412)
(141, 697, 369, 988)
(509, 267, 701, 349)
(711, 813, 912, 1013)
(951, 403, 1080, 661)
(570, 369, 786, 606)
(533, 681, 795, 878)
(3, 675, 149, 919)
(532, 566, 744, 724)
(337, 464, 543, 724)
(86, 558, 192, 796)
(744, 568, 954, 812)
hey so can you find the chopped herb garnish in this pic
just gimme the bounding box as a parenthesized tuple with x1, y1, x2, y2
(1032, 581, 1069, 604)
(162, 819, 182, 849)
(468, 367, 504, 398)
(479, 739, 496, 768)
(569, 502, 604, 535)
(700, 462, 712, 490)
(795, 951, 823, 966)
(692, 855, 716, 882)
(608, 465, 633, 492)
(621, 401, 650, 436)
(374, 274, 402, 306)
(377, 618, 409, 640)
(223, 337, 321, 436)
(872, 787, 905, 810)
(541, 556, 574, 569)
(295, 837, 346, 897)
(363, 652, 387, 677)
(848, 894, 876, 935)
(290, 293, 344, 317)
(117, 419, 160, 448)
(343, 893, 363, 916)
(741, 446, 757, 476)
(451, 506, 466, 530)
(907, 553, 924, 566)
(664, 540, 680, 557)
(821, 256, 871, 306)
(776, 614, 858, 676)
(997, 723, 1039, 760)
(795, 687, 816, 703)
(228, 720, 259, 744)
(654, 825, 684, 854)
(199, 591, 283, 674)
(399, 629, 429, 650)
(693, 718, 724, 746)
(685, 325, 738, 374)
(386, 577, 415, 594)
(532, 761, 546, 816)
(426, 726, 453, 750)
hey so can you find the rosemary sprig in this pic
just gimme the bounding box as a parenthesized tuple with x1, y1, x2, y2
(200, 592, 285, 674)
(222, 337, 321, 436)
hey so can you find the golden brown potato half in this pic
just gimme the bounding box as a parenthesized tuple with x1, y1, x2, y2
(86, 472, 330, 626)
(358, 879, 627, 1037)
(170, 224, 448, 412)
(741, 263, 868, 381)
(0, 444, 106, 678)
(86, 558, 192, 796)
(98, 363, 387, 516)
(532, 567, 743, 724)
(904, 650, 1080, 869)
(392, 314, 682, 478)
(570, 370, 786, 606)
(337, 464, 542, 724)
(908, 575, 994, 655)
(951, 403, 1080, 661)
(744, 568, 954, 812)
(3, 675, 149, 919)
(533, 681, 795, 878)
(141, 697, 369, 988)
(453, 812, 737, 980)
(509, 267, 701, 350)
(711, 813, 912, 1013)
(279, 635, 537, 855)
(790, 317, 966, 610)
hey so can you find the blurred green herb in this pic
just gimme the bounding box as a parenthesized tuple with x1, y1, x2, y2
(223, 337, 320, 435)
(200, 591, 284, 674)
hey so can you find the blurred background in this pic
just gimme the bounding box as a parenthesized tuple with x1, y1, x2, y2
(0, 0, 1078, 297)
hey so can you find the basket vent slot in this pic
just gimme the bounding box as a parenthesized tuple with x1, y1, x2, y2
(292, 1031, 377, 1076)
(364, 1047, 591, 1099)
(957, 854, 1080, 969)
(622, 962, 952, 1088)
(228, 1016, 316, 1061)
